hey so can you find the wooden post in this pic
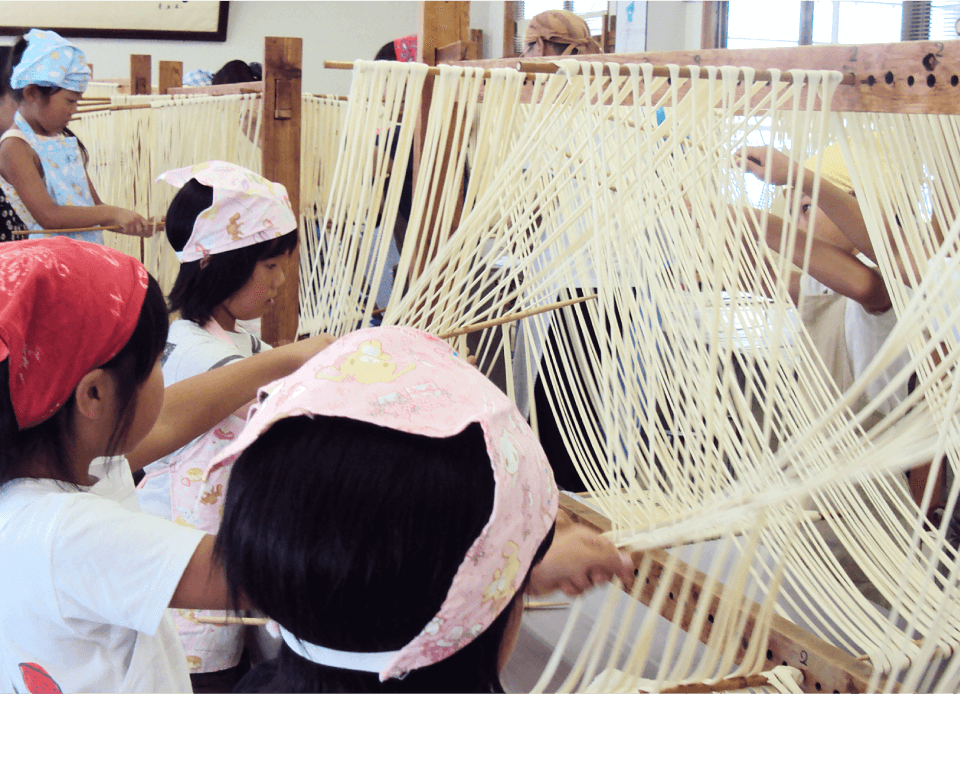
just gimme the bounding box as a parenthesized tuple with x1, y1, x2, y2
(413, 1, 471, 286)
(415, 0, 470, 182)
(130, 54, 151, 95)
(158, 61, 182, 95)
(503, 0, 517, 57)
(260, 37, 302, 346)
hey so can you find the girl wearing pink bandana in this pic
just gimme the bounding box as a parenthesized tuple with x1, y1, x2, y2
(137, 161, 334, 691)
(0, 237, 335, 693)
(209, 326, 635, 692)
(0, 31, 154, 243)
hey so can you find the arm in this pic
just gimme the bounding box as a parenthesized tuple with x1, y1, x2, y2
(739, 146, 875, 256)
(528, 511, 636, 597)
(127, 333, 337, 472)
(169, 534, 253, 610)
(0, 137, 151, 236)
(760, 212, 890, 313)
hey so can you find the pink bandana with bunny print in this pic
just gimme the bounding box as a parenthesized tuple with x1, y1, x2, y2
(157, 161, 297, 263)
(204, 325, 558, 680)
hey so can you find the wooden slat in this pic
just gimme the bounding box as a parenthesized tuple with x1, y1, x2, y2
(158, 61, 182, 95)
(558, 493, 879, 693)
(260, 37, 302, 346)
(130, 54, 151, 96)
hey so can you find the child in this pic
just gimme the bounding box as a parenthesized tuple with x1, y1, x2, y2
(136, 160, 322, 691)
(0, 236, 332, 693)
(0, 29, 152, 244)
(207, 326, 636, 692)
(0, 48, 25, 243)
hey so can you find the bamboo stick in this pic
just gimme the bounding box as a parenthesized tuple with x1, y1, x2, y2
(438, 294, 597, 339)
(192, 616, 270, 626)
(658, 673, 772, 693)
(13, 219, 164, 236)
(323, 59, 855, 86)
(74, 103, 152, 115)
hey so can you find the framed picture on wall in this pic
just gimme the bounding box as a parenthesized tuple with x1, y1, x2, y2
(0, 1, 229, 42)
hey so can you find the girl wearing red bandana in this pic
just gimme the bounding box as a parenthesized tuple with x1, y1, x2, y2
(0, 237, 333, 692)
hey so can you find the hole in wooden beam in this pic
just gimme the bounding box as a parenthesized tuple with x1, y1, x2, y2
(885, 71, 895, 84)
(908, 75, 916, 86)
(867, 74, 876, 86)
(952, 75, 959, 86)
(766, 649, 773, 661)
(923, 53, 938, 71)
(928, 74, 936, 87)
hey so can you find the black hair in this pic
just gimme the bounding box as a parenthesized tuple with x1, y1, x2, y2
(165, 178, 298, 325)
(4, 36, 89, 165)
(212, 60, 259, 85)
(374, 42, 398, 61)
(216, 416, 554, 693)
(0, 273, 168, 486)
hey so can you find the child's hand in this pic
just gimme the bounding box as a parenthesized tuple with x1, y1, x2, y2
(110, 208, 153, 238)
(529, 520, 636, 597)
(736, 146, 799, 187)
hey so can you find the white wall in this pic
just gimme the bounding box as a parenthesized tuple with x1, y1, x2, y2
(0, 1, 705, 94)
(645, 1, 704, 52)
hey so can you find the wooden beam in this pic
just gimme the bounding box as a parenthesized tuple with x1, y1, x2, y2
(158, 61, 182, 95)
(130, 54, 151, 96)
(461, 40, 960, 115)
(260, 37, 302, 346)
(558, 493, 880, 693)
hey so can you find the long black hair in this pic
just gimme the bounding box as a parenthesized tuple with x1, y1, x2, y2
(165, 178, 297, 325)
(215, 416, 553, 693)
(0, 273, 168, 486)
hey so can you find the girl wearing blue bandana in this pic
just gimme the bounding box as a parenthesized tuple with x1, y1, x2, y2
(0, 30, 153, 243)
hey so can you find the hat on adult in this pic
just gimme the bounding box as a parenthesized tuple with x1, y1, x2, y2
(523, 9, 602, 57)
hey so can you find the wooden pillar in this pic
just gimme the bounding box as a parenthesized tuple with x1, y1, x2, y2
(503, 0, 517, 57)
(260, 37, 302, 346)
(130, 54, 151, 95)
(412, 1, 470, 284)
(158, 61, 182, 95)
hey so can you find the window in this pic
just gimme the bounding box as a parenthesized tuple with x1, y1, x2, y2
(722, 0, 960, 48)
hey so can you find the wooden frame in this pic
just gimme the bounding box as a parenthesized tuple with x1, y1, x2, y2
(452, 37, 960, 691)
(0, 1, 229, 42)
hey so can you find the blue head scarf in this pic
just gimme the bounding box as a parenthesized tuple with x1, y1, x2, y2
(10, 29, 91, 93)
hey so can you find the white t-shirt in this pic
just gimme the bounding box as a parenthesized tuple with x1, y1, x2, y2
(0, 459, 205, 693)
(800, 274, 909, 418)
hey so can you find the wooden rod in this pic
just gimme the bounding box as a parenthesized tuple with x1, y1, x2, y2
(74, 103, 152, 115)
(192, 616, 270, 626)
(438, 294, 598, 340)
(658, 673, 773, 694)
(515, 59, 857, 85)
(323, 60, 495, 80)
(13, 219, 164, 236)
(322, 59, 855, 88)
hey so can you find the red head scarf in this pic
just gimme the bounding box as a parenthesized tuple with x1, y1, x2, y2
(0, 237, 149, 429)
(394, 35, 417, 63)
